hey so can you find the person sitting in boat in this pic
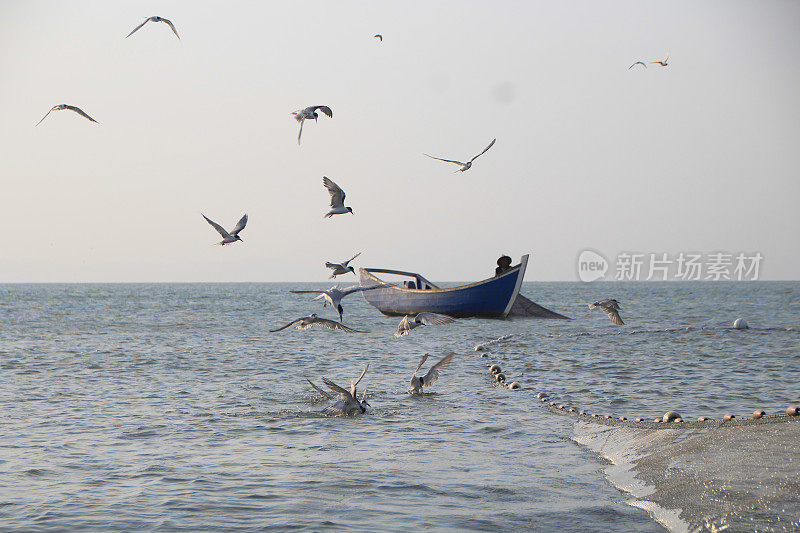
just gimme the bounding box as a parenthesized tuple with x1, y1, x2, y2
(495, 255, 513, 276)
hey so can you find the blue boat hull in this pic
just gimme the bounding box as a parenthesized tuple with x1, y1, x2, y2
(359, 256, 528, 318)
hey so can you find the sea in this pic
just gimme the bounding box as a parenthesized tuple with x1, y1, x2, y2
(1, 281, 798, 532)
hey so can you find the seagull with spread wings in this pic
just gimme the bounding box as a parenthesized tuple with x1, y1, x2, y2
(290, 285, 382, 322)
(292, 105, 332, 144)
(424, 138, 496, 172)
(322, 177, 353, 217)
(320, 364, 370, 416)
(409, 352, 455, 394)
(589, 298, 625, 325)
(202, 213, 247, 245)
(126, 16, 180, 40)
(650, 54, 669, 67)
(395, 312, 456, 337)
(36, 105, 98, 126)
(270, 313, 362, 333)
(326, 252, 361, 278)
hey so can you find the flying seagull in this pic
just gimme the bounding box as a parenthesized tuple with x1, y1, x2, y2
(424, 138, 496, 172)
(409, 352, 455, 393)
(36, 105, 98, 126)
(270, 313, 362, 333)
(320, 364, 370, 416)
(126, 16, 180, 40)
(373, 34, 383, 42)
(650, 54, 669, 67)
(202, 213, 247, 245)
(589, 298, 624, 325)
(290, 284, 383, 322)
(326, 252, 361, 279)
(292, 105, 332, 144)
(322, 177, 353, 217)
(395, 312, 456, 337)
(628, 61, 647, 70)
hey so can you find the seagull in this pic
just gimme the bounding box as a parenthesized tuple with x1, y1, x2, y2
(320, 364, 370, 416)
(322, 177, 353, 217)
(650, 54, 669, 67)
(290, 285, 382, 322)
(326, 252, 361, 279)
(373, 34, 383, 42)
(36, 105, 98, 126)
(628, 61, 647, 70)
(270, 313, 362, 333)
(292, 105, 332, 144)
(395, 312, 456, 337)
(589, 298, 624, 325)
(202, 213, 247, 245)
(126, 16, 180, 40)
(409, 352, 455, 393)
(424, 138, 496, 172)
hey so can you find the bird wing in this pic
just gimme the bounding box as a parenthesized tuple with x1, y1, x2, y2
(290, 290, 326, 295)
(628, 62, 646, 69)
(312, 105, 333, 118)
(601, 307, 625, 325)
(411, 354, 430, 378)
(126, 18, 151, 38)
(415, 312, 456, 326)
(374, 34, 382, 41)
(352, 363, 369, 389)
(600, 298, 621, 310)
(35, 106, 57, 126)
(306, 378, 333, 399)
(395, 315, 412, 337)
(422, 352, 455, 386)
(269, 318, 303, 332)
(312, 317, 362, 332)
(468, 138, 496, 163)
(297, 119, 304, 144)
(162, 18, 181, 39)
(323, 177, 346, 208)
(322, 378, 353, 400)
(423, 153, 464, 166)
(64, 105, 98, 123)
(202, 214, 231, 238)
(230, 213, 248, 236)
(341, 252, 361, 267)
(339, 284, 382, 297)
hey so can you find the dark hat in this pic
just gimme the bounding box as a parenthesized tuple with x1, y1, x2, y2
(497, 255, 512, 267)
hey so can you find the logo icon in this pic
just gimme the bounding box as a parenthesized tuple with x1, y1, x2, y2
(577, 249, 609, 282)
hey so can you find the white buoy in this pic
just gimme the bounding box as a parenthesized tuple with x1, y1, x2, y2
(733, 318, 749, 329)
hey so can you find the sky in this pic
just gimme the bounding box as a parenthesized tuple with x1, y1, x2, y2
(1, 1, 798, 282)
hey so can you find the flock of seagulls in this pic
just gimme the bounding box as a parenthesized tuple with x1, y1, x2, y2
(35, 14, 656, 416)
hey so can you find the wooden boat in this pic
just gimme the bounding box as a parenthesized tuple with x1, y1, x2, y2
(359, 255, 568, 319)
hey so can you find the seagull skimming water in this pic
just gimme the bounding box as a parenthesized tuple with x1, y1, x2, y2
(424, 138, 496, 172)
(36, 105, 98, 126)
(409, 352, 455, 393)
(126, 16, 180, 39)
(589, 298, 624, 325)
(321, 364, 370, 416)
(202, 213, 247, 245)
(395, 312, 456, 337)
(292, 105, 332, 144)
(270, 313, 362, 333)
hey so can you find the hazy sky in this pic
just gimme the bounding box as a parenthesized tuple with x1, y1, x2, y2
(1, 1, 798, 282)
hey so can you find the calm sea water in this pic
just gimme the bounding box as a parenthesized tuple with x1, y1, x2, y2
(1, 281, 798, 532)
